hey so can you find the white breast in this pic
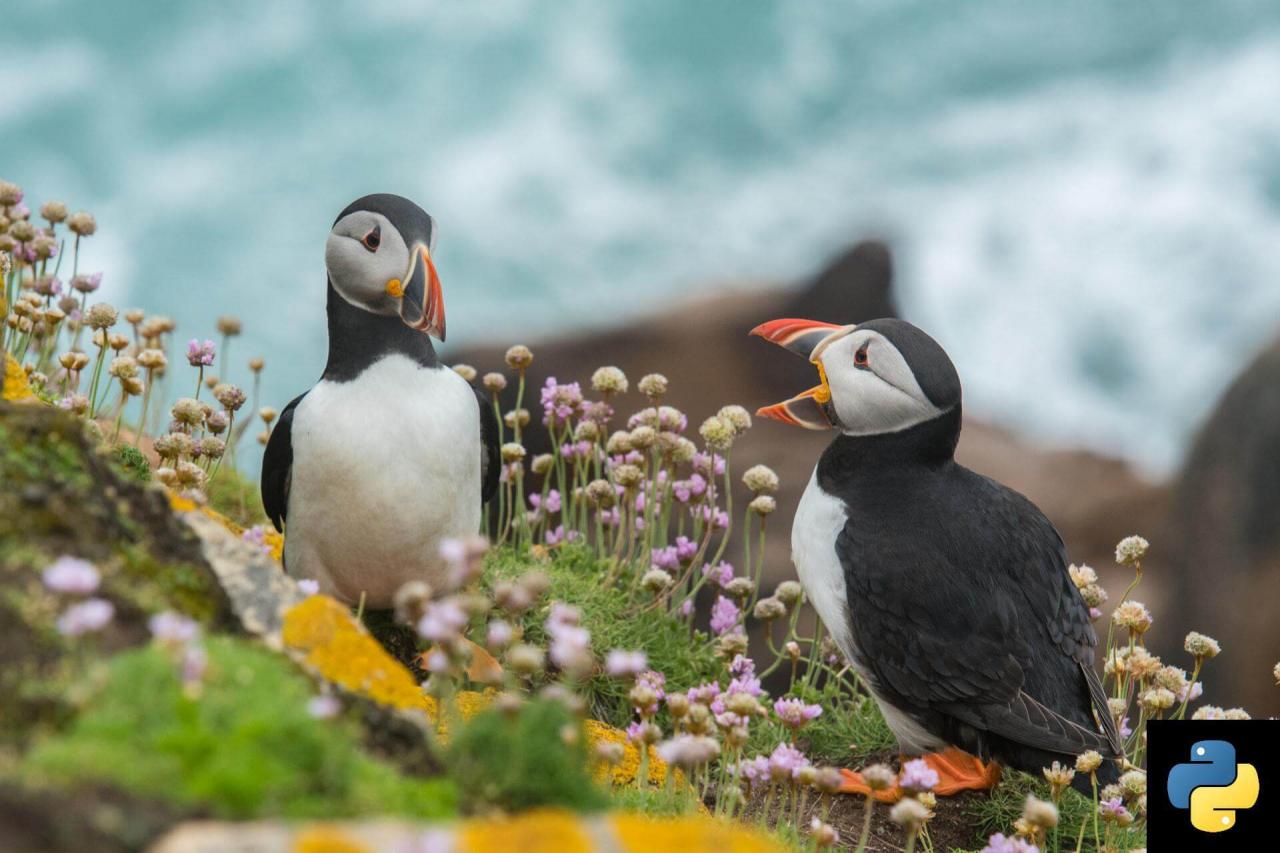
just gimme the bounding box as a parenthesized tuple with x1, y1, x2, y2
(284, 354, 481, 607)
(791, 465, 943, 754)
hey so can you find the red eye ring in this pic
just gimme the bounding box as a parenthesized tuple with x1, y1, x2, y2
(854, 343, 870, 368)
(362, 226, 381, 252)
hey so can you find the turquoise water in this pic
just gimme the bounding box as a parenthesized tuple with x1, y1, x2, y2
(5, 1, 1280, 471)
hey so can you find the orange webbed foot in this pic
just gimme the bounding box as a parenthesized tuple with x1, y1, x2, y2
(838, 749, 1001, 800)
(917, 748, 1002, 795)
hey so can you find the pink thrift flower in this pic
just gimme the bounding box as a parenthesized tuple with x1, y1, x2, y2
(774, 697, 823, 729)
(186, 338, 216, 367)
(710, 595, 740, 635)
(42, 556, 100, 594)
(605, 649, 649, 678)
(56, 598, 114, 635)
(308, 694, 342, 719)
(900, 757, 939, 793)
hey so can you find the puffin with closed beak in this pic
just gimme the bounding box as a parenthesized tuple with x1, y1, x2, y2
(262, 194, 499, 607)
(751, 317, 1120, 798)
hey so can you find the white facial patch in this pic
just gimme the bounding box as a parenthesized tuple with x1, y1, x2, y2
(816, 330, 945, 436)
(325, 211, 411, 315)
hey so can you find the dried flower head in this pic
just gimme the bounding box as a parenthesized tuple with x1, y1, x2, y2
(698, 415, 735, 451)
(742, 464, 779, 494)
(1068, 564, 1097, 589)
(213, 383, 246, 411)
(1022, 794, 1059, 829)
(1112, 600, 1152, 634)
(611, 463, 643, 489)
(753, 597, 787, 621)
(445, 363, 476, 382)
(641, 568, 673, 592)
(482, 371, 507, 393)
(504, 345, 533, 370)
(1075, 750, 1103, 774)
(67, 211, 97, 236)
(1115, 535, 1149, 565)
(1138, 687, 1176, 713)
(259, 406, 278, 425)
(171, 397, 204, 426)
(862, 762, 896, 792)
(1043, 761, 1076, 797)
(0, 180, 23, 205)
(809, 818, 839, 849)
(889, 796, 929, 831)
(591, 366, 628, 395)
(85, 303, 118, 330)
(1184, 631, 1221, 660)
(500, 442, 526, 464)
(774, 580, 804, 607)
(749, 494, 776, 516)
(717, 404, 752, 434)
(637, 373, 668, 399)
(40, 200, 68, 223)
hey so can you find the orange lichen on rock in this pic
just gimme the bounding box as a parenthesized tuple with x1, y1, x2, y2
(282, 595, 431, 713)
(291, 826, 370, 853)
(167, 489, 284, 563)
(609, 814, 784, 853)
(584, 719, 672, 787)
(2, 353, 35, 401)
(457, 809, 592, 853)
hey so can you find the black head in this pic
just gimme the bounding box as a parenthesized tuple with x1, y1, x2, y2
(325, 193, 445, 339)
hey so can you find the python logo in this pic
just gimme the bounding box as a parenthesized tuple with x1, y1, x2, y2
(1166, 740, 1260, 832)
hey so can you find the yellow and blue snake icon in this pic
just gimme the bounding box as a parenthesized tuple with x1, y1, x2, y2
(1167, 740, 1260, 832)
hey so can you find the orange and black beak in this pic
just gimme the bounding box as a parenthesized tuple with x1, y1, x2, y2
(397, 243, 446, 340)
(749, 318, 847, 429)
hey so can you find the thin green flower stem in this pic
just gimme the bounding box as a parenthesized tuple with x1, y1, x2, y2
(85, 340, 108, 418)
(1173, 658, 1203, 720)
(852, 793, 877, 852)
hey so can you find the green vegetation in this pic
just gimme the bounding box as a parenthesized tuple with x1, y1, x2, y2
(447, 696, 609, 813)
(486, 543, 721, 727)
(21, 637, 457, 820)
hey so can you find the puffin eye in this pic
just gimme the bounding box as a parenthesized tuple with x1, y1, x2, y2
(854, 343, 870, 369)
(361, 225, 381, 252)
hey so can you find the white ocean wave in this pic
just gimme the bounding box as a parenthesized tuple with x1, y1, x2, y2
(3, 1, 1279, 474)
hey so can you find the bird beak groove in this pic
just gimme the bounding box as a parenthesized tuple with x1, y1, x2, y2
(399, 244, 446, 340)
(750, 318, 849, 430)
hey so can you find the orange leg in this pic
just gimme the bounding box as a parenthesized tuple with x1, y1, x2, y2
(838, 748, 1002, 800)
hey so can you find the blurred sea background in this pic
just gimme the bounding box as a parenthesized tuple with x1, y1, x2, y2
(5, 0, 1280, 473)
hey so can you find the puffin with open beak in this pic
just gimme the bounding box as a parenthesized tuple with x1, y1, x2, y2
(752, 317, 1120, 798)
(262, 194, 499, 607)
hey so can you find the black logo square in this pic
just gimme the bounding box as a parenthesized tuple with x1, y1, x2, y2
(1147, 720, 1273, 849)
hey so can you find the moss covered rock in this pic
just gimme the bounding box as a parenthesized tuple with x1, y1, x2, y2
(0, 402, 232, 744)
(13, 637, 456, 849)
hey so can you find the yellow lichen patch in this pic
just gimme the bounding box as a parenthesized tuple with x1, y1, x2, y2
(610, 814, 785, 853)
(167, 489, 284, 563)
(283, 595, 431, 712)
(292, 826, 370, 853)
(584, 718, 673, 787)
(457, 809, 592, 853)
(2, 353, 34, 401)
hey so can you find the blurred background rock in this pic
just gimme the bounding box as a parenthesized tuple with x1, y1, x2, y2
(6, 1, 1278, 711)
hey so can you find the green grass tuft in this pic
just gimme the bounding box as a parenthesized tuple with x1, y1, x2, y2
(447, 696, 609, 813)
(20, 637, 457, 820)
(485, 543, 721, 727)
(112, 443, 151, 482)
(964, 769, 1146, 852)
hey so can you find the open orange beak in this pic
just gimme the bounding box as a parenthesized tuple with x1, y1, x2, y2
(398, 243, 446, 340)
(750, 318, 848, 430)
